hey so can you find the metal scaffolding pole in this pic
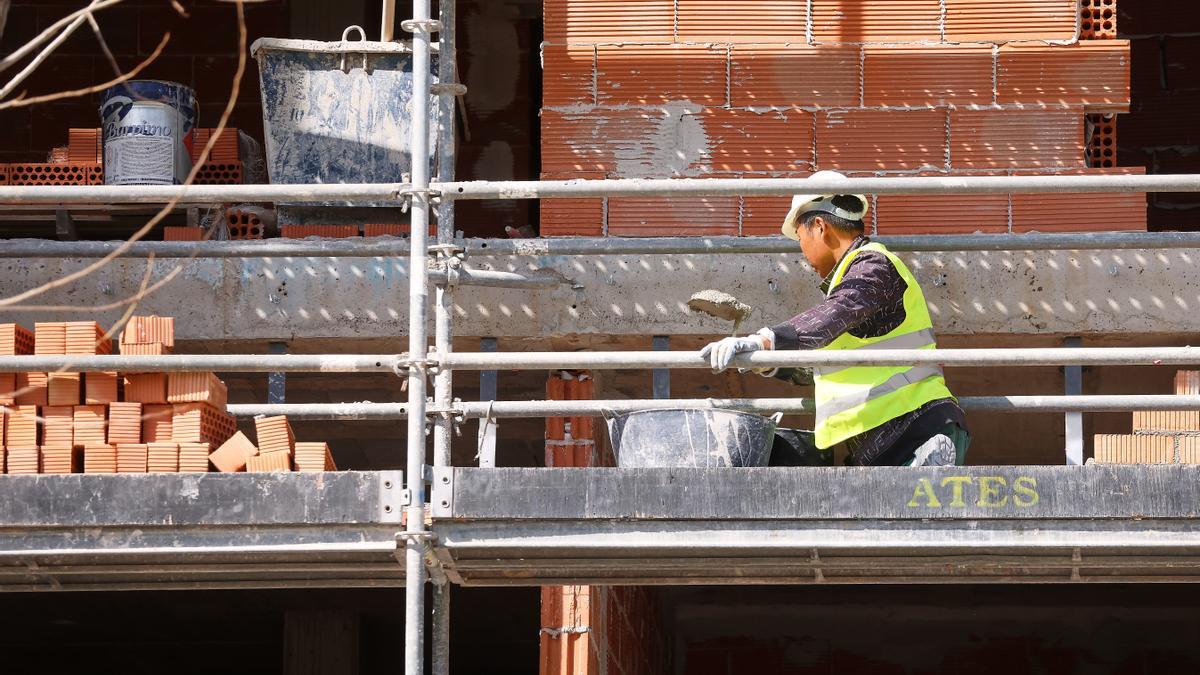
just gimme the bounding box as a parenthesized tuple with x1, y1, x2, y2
(436, 347, 1200, 371)
(0, 183, 411, 204)
(431, 1, 457, 671)
(8, 231, 1200, 259)
(439, 174, 1200, 200)
(224, 395, 1200, 420)
(3, 173, 1200, 207)
(3, 346, 1198, 374)
(404, 0, 433, 672)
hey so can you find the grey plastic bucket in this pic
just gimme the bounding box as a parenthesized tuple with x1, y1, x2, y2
(251, 26, 439, 206)
(604, 408, 780, 468)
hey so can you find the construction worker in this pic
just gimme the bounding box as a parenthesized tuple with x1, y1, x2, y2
(701, 171, 969, 466)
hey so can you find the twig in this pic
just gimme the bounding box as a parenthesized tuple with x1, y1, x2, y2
(0, 33, 169, 111)
(0, 0, 124, 75)
(0, 0, 249, 309)
(87, 10, 122, 79)
(0, 4, 96, 100)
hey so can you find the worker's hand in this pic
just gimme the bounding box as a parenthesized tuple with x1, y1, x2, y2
(700, 334, 769, 372)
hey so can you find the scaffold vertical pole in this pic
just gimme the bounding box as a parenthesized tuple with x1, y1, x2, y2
(431, 1, 457, 673)
(404, 0, 433, 672)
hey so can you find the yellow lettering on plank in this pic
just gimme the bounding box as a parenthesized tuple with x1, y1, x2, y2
(1013, 476, 1039, 507)
(940, 476, 974, 507)
(908, 478, 941, 508)
(977, 476, 1008, 507)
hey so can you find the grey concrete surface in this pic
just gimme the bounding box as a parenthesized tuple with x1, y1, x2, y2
(3, 248, 1199, 339)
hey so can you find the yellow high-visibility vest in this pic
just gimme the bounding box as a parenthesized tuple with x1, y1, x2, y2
(813, 242, 955, 449)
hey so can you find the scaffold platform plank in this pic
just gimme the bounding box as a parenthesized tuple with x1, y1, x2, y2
(432, 466, 1200, 585)
(0, 472, 405, 592)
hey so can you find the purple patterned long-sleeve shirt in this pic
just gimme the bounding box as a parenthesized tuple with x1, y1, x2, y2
(768, 236, 966, 465)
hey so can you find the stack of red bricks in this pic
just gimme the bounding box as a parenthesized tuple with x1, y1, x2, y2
(1, 316, 339, 475)
(540, 0, 1141, 237)
(1094, 371, 1200, 464)
(545, 372, 595, 467)
(0, 317, 244, 474)
(208, 416, 337, 473)
(5, 128, 102, 187)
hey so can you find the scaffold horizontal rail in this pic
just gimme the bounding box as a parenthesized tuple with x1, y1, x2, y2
(2, 347, 1197, 373)
(3, 174, 1200, 207)
(436, 347, 1200, 370)
(439, 174, 1200, 200)
(226, 396, 1200, 420)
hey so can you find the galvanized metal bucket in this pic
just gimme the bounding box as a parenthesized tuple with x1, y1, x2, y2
(604, 408, 781, 468)
(251, 26, 440, 206)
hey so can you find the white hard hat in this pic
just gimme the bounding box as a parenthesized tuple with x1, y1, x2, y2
(781, 170, 869, 241)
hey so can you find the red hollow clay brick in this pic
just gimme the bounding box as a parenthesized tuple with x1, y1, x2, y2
(163, 226, 205, 241)
(608, 196, 739, 237)
(246, 450, 292, 472)
(596, 45, 726, 107)
(209, 430, 258, 472)
(1011, 167, 1146, 233)
(676, 0, 807, 43)
(1177, 371, 1200, 396)
(998, 41, 1131, 110)
(41, 445, 81, 474)
(543, 0, 673, 44)
(122, 316, 174, 348)
(41, 406, 74, 447)
(123, 373, 168, 404)
(945, 0, 1078, 43)
(85, 372, 119, 404)
(812, 0, 942, 44)
(816, 109, 948, 171)
(6, 447, 40, 475)
(191, 161, 243, 185)
(280, 224, 360, 239)
(543, 44, 596, 107)
(875, 193, 1010, 235)
(540, 172, 605, 237)
(8, 162, 101, 186)
(1094, 434, 1174, 464)
(0, 324, 34, 356)
(1133, 410, 1200, 433)
(730, 46, 860, 109)
(950, 110, 1086, 169)
(47, 372, 81, 406)
(1087, 113, 1118, 168)
(141, 404, 174, 442)
(1080, 0, 1118, 39)
(700, 109, 814, 174)
(863, 45, 995, 108)
(83, 444, 118, 474)
(542, 108, 684, 176)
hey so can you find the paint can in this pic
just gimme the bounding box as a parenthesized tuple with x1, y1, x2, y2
(100, 80, 197, 185)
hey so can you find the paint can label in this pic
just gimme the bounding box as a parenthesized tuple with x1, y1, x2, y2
(101, 80, 197, 185)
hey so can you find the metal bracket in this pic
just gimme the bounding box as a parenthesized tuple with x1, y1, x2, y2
(431, 466, 454, 518)
(428, 242, 466, 258)
(430, 83, 467, 96)
(401, 18, 443, 33)
(378, 470, 404, 523)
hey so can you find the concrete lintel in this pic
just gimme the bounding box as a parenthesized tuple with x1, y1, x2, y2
(3, 248, 1198, 339)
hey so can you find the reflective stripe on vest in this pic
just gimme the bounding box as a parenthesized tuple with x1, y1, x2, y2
(814, 365, 945, 425)
(812, 242, 956, 449)
(814, 327, 937, 377)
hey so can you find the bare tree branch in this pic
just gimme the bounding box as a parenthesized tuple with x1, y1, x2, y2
(0, 0, 124, 75)
(0, 33, 169, 111)
(0, 0, 249, 308)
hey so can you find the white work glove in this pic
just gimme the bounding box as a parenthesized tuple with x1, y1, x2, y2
(700, 329, 774, 373)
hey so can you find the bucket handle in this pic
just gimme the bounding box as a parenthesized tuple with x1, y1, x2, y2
(340, 25, 370, 73)
(769, 412, 784, 425)
(600, 409, 619, 422)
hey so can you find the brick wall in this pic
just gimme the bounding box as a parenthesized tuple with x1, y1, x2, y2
(0, 0, 285, 165)
(541, 0, 1143, 237)
(540, 372, 668, 675)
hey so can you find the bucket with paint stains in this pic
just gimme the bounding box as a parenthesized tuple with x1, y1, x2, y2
(251, 26, 440, 206)
(604, 408, 780, 468)
(100, 80, 196, 185)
